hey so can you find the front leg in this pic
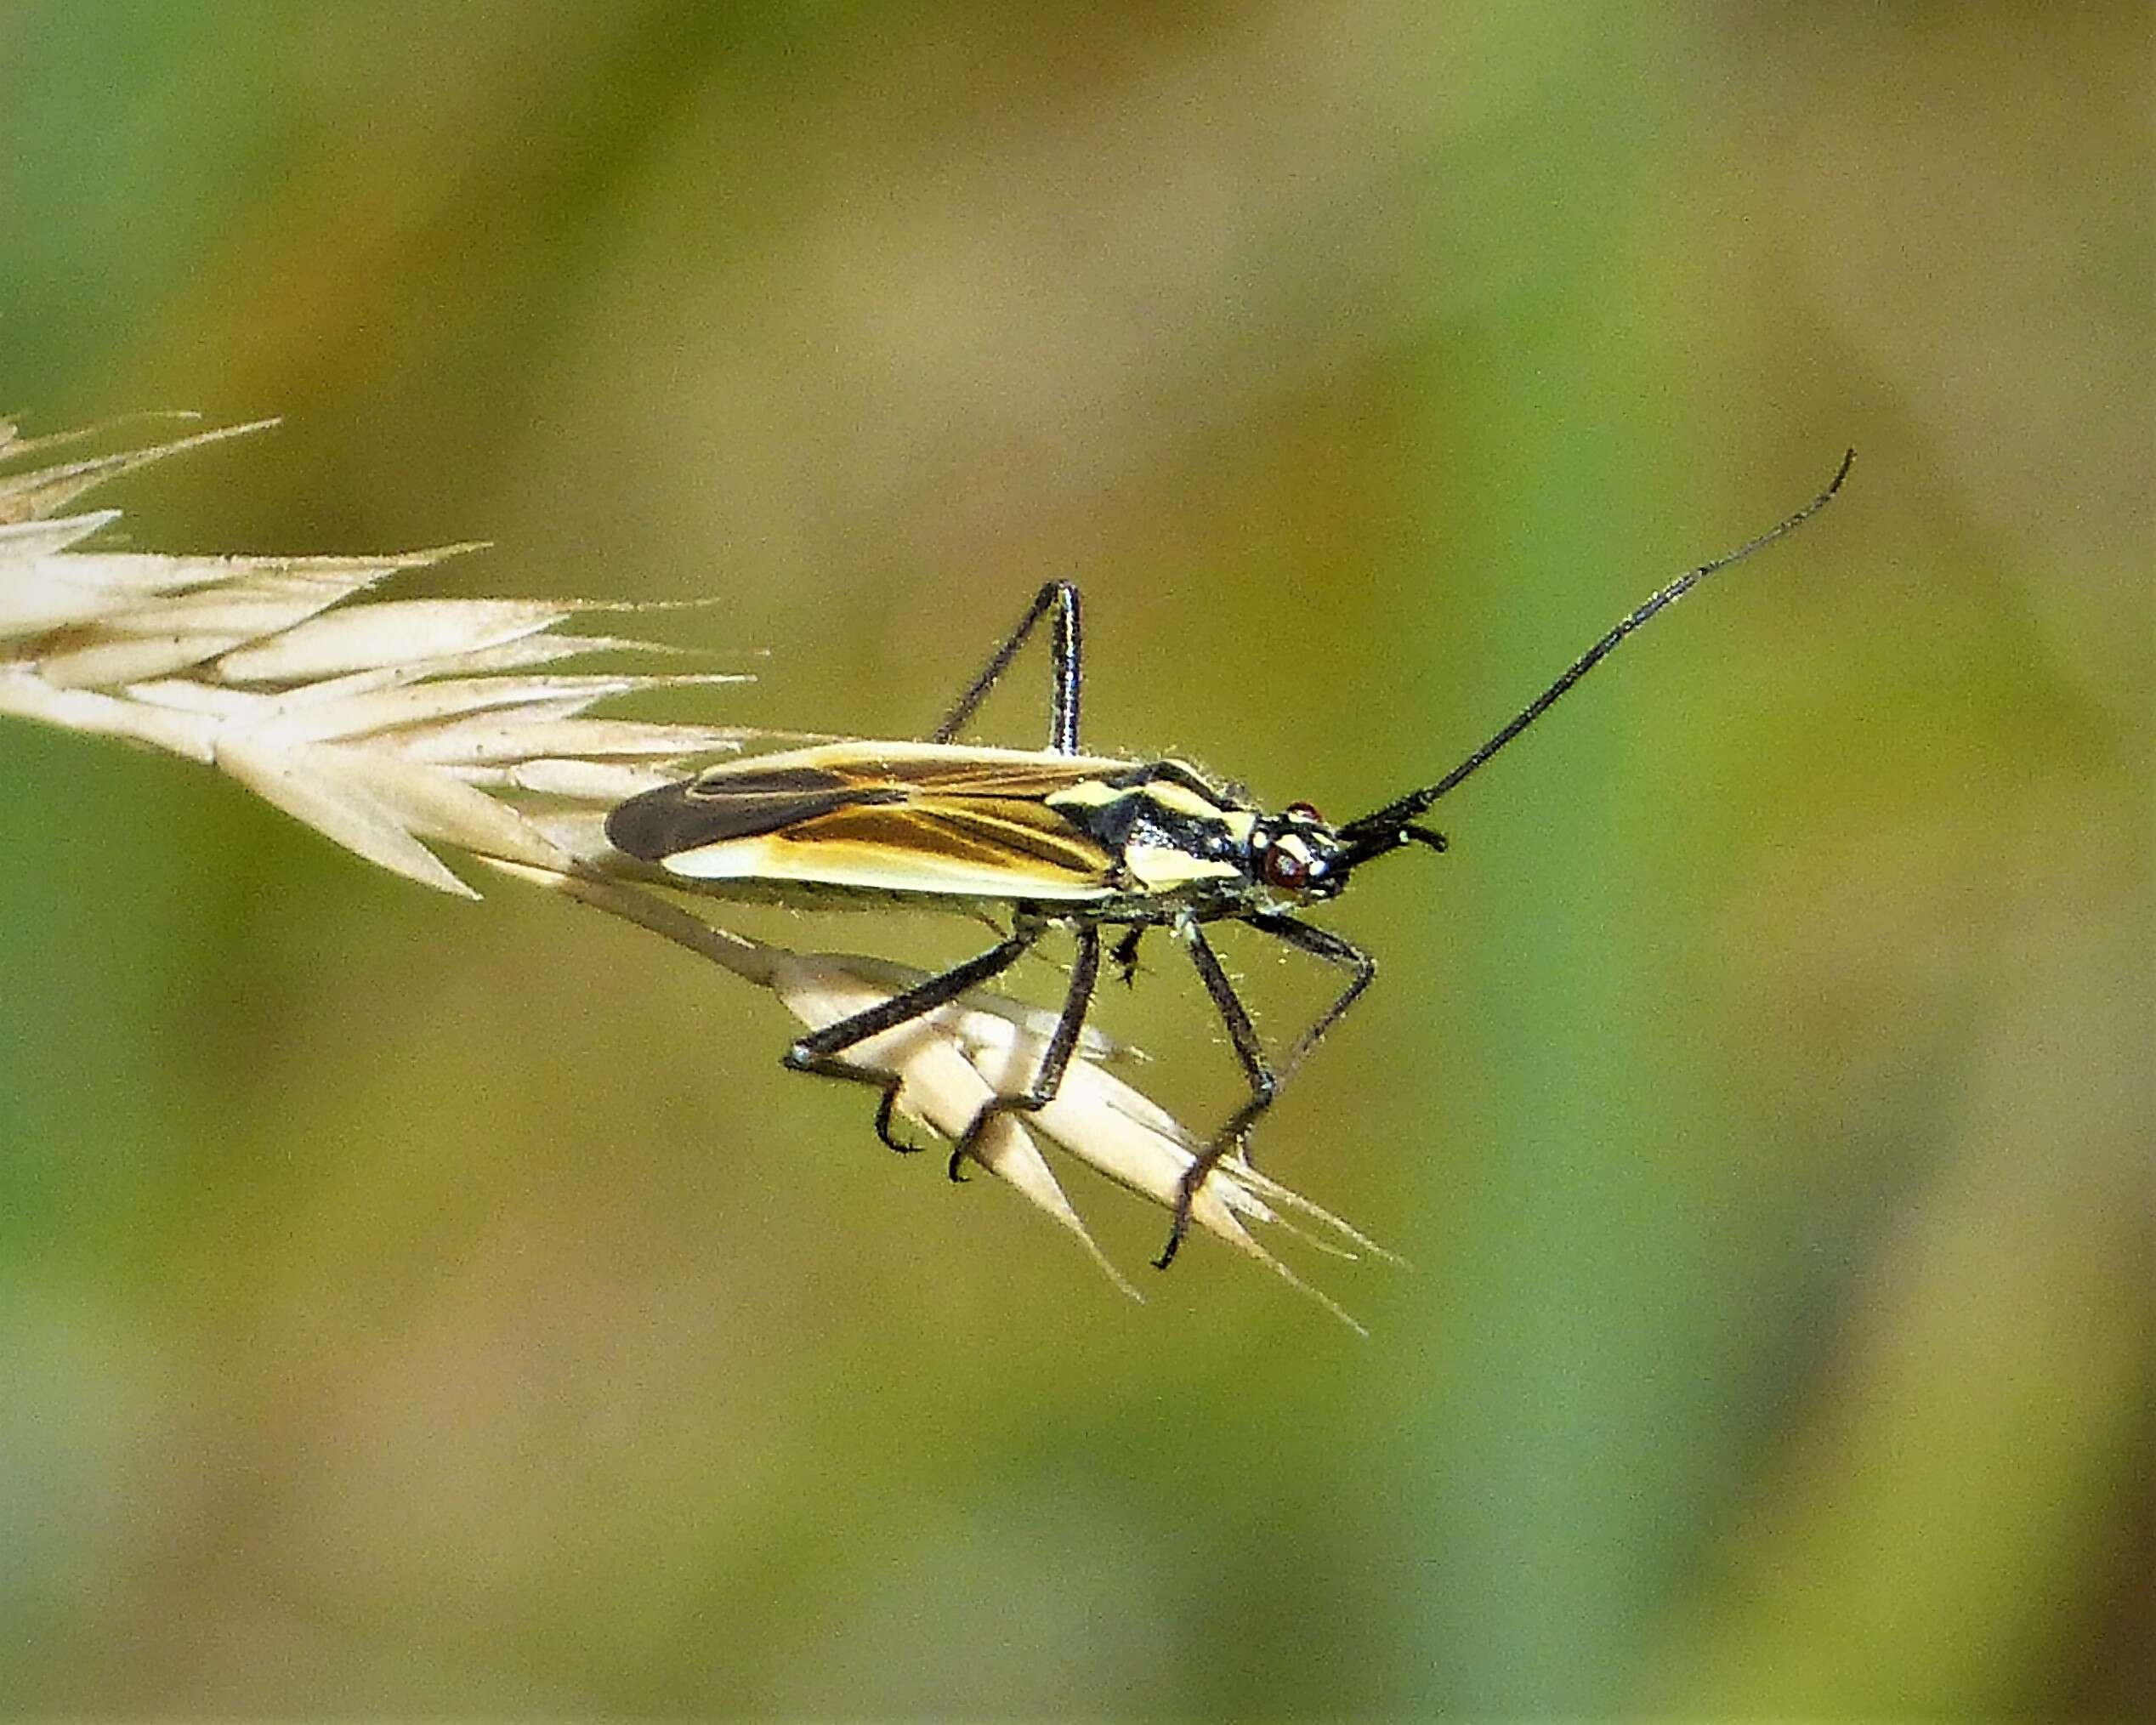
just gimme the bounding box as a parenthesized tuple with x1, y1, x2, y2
(1156, 913, 1376, 1269)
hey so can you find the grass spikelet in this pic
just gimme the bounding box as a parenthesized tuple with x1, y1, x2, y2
(0, 416, 1385, 1315)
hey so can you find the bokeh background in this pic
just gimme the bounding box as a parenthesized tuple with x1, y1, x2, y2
(2, 3, 2147, 1715)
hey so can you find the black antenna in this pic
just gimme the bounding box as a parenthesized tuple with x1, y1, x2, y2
(1341, 449, 1853, 853)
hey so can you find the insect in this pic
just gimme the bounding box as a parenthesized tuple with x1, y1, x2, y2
(606, 452, 1852, 1267)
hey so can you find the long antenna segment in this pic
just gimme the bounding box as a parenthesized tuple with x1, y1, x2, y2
(1341, 448, 1853, 848)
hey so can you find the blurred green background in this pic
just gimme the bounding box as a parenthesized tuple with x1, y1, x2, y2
(1, 3, 2147, 1715)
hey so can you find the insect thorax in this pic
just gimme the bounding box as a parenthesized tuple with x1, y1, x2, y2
(1044, 760, 1262, 899)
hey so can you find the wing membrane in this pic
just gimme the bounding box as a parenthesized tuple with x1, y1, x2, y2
(606, 766, 904, 856)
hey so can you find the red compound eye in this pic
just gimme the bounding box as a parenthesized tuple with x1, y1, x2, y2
(1262, 844, 1310, 890)
(1284, 800, 1323, 822)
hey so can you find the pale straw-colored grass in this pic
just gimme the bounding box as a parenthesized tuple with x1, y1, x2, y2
(0, 416, 1387, 1325)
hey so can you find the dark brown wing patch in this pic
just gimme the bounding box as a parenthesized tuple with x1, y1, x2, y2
(605, 767, 905, 859)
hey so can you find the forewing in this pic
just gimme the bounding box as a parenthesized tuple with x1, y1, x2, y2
(653, 799, 1117, 899)
(605, 738, 1149, 900)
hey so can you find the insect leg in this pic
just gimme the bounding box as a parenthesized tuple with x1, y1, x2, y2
(947, 923, 1102, 1181)
(1110, 925, 1144, 986)
(1181, 920, 1278, 1106)
(931, 580, 1082, 753)
(783, 931, 1040, 1151)
(1155, 921, 1279, 1268)
(1155, 915, 1376, 1269)
(1240, 911, 1379, 1076)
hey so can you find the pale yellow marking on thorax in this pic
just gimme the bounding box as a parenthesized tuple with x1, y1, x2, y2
(1138, 780, 1227, 822)
(1123, 842, 1242, 891)
(1042, 779, 1124, 813)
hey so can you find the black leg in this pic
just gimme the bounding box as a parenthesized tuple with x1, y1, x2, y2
(1110, 926, 1144, 986)
(931, 580, 1082, 753)
(1182, 921, 1278, 1111)
(947, 924, 1102, 1180)
(871, 1085, 921, 1155)
(1155, 914, 1376, 1269)
(1243, 911, 1379, 1074)
(783, 932, 1040, 1148)
(1154, 922, 1277, 1268)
